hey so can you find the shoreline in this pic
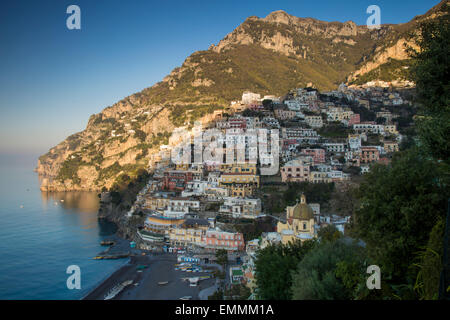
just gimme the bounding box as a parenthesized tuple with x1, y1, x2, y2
(81, 255, 131, 300)
(83, 230, 218, 300)
(83, 250, 217, 300)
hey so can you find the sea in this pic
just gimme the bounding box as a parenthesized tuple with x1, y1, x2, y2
(0, 154, 127, 300)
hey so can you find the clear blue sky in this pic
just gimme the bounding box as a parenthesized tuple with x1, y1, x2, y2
(0, 0, 440, 156)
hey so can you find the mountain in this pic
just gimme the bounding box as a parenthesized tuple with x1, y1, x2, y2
(37, 1, 449, 192)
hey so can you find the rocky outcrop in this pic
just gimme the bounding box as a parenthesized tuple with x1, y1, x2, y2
(348, 38, 419, 82)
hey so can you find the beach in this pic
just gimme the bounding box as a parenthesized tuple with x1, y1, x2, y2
(83, 250, 217, 300)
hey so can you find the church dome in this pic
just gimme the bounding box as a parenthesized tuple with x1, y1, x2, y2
(291, 202, 314, 220)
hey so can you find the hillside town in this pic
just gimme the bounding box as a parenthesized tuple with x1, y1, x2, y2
(102, 82, 412, 298)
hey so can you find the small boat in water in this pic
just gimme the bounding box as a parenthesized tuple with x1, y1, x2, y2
(158, 281, 169, 286)
(179, 296, 192, 300)
(100, 240, 115, 246)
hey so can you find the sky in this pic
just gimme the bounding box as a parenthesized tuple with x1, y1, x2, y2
(0, 0, 441, 156)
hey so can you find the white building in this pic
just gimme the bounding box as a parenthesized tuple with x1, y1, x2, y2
(219, 197, 262, 219)
(323, 143, 346, 153)
(242, 92, 261, 104)
(305, 115, 323, 128)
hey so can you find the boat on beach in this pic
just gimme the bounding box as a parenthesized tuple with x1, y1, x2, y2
(104, 280, 133, 300)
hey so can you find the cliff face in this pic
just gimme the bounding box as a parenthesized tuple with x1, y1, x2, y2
(348, 0, 449, 82)
(37, 1, 447, 192)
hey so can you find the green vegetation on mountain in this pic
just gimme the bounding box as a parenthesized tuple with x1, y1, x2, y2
(351, 58, 412, 85)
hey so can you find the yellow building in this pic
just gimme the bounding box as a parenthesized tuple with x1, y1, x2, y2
(219, 173, 260, 187)
(143, 196, 170, 211)
(176, 164, 190, 171)
(219, 163, 257, 174)
(383, 124, 398, 135)
(277, 195, 316, 244)
(309, 171, 332, 184)
(230, 185, 256, 197)
(383, 141, 399, 153)
(138, 215, 185, 243)
(168, 219, 209, 247)
(219, 172, 260, 197)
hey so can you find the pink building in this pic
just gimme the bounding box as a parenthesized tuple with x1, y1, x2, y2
(248, 103, 264, 111)
(282, 139, 299, 151)
(301, 148, 325, 164)
(360, 147, 380, 164)
(229, 118, 247, 129)
(281, 158, 311, 182)
(203, 230, 245, 252)
(348, 113, 360, 126)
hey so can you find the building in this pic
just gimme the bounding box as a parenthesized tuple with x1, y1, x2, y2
(230, 266, 245, 284)
(345, 113, 360, 127)
(281, 158, 311, 183)
(383, 124, 398, 136)
(168, 218, 210, 248)
(277, 195, 316, 244)
(242, 92, 261, 105)
(301, 148, 325, 164)
(348, 134, 362, 150)
(353, 122, 384, 135)
(305, 115, 323, 128)
(260, 232, 282, 249)
(219, 163, 257, 174)
(383, 141, 399, 153)
(360, 146, 380, 163)
(139, 215, 185, 243)
(323, 143, 346, 153)
(309, 171, 332, 183)
(219, 197, 262, 219)
(163, 170, 194, 192)
(203, 229, 245, 252)
(219, 173, 260, 196)
(274, 108, 296, 120)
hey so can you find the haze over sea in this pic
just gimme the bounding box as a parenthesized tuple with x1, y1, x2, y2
(0, 154, 125, 300)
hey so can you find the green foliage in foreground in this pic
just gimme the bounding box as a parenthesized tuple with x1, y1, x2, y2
(353, 149, 447, 282)
(412, 217, 445, 300)
(409, 7, 450, 165)
(255, 240, 316, 300)
(215, 249, 228, 267)
(291, 239, 368, 300)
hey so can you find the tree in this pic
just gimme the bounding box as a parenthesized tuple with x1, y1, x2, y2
(254, 239, 316, 300)
(208, 289, 224, 300)
(318, 224, 343, 243)
(408, 7, 450, 164)
(412, 217, 446, 300)
(216, 249, 228, 268)
(291, 239, 367, 300)
(352, 148, 448, 285)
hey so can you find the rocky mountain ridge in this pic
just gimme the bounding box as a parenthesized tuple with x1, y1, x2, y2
(37, 1, 448, 192)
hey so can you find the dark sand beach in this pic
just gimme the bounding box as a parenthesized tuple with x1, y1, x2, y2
(83, 252, 216, 300)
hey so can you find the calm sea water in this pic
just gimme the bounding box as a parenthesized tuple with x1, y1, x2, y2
(0, 154, 126, 300)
